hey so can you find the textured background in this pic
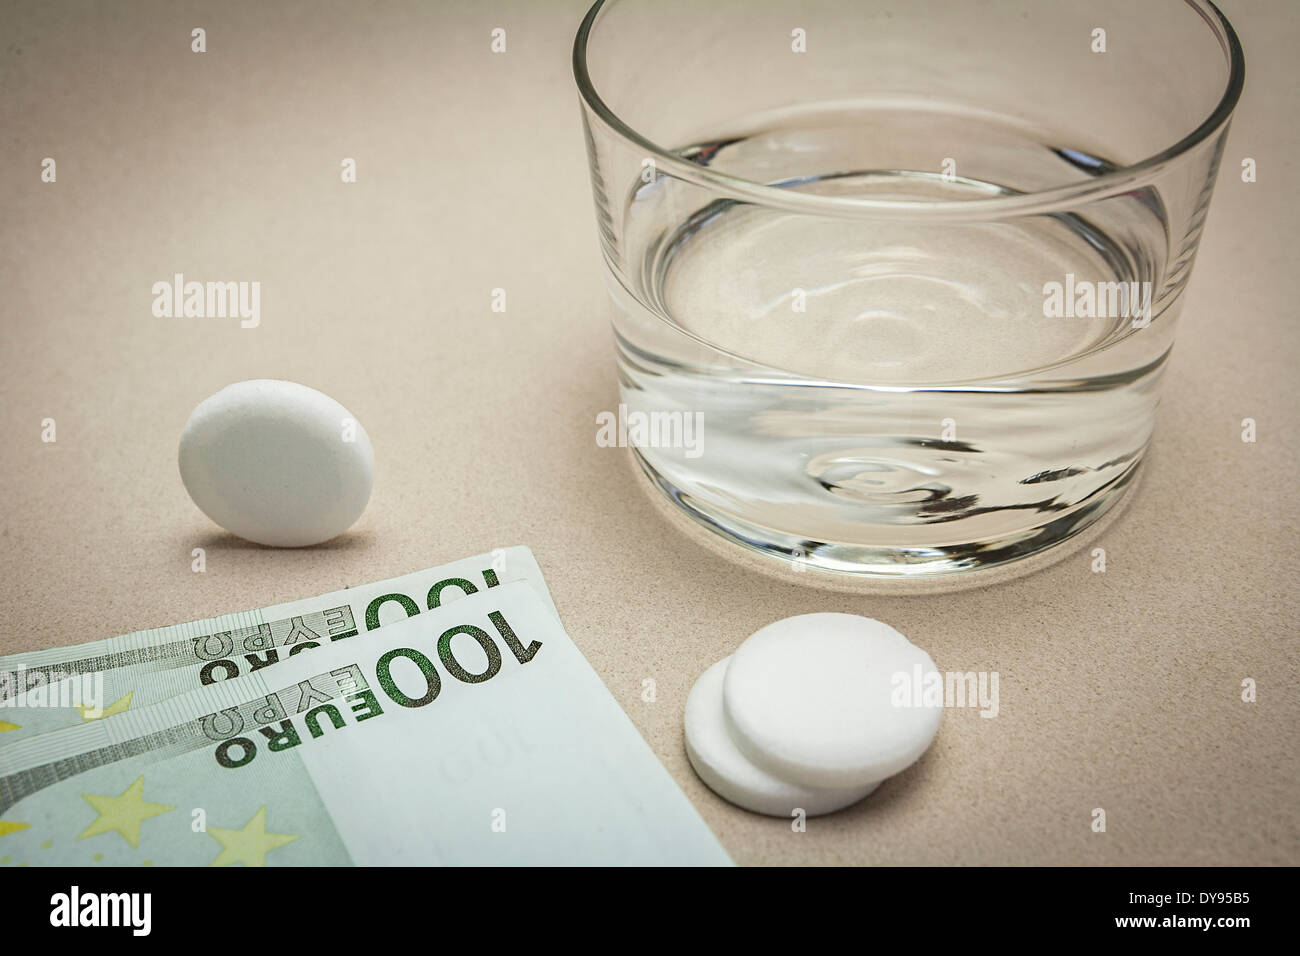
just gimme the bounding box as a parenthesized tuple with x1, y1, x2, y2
(1, 0, 1295, 865)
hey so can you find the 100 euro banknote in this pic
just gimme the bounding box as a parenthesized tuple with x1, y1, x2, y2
(0, 547, 554, 744)
(0, 583, 731, 866)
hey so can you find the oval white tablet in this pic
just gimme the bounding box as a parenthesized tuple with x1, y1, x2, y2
(179, 380, 374, 547)
(687, 658, 879, 817)
(723, 613, 942, 789)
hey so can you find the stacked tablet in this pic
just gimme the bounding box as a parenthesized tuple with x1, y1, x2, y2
(685, 614, 943, 817)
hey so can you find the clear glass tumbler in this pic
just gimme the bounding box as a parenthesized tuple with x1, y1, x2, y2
(573, 0, 1244, 581)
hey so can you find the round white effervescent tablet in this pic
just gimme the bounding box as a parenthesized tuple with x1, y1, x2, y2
(685, 658, 880, 817)
(723, 614, 942, 789)
(179, 380, 374, 547)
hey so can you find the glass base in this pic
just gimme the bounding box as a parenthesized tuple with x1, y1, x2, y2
(632, 447, 1142, 589)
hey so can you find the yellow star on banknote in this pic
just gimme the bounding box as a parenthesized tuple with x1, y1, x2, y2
(0, 720, 20, 732)
(75, 691, 133, 721)
(0, 821, 30, 838)
(208, 806, 298, 867)
(76, 776, 175, 848)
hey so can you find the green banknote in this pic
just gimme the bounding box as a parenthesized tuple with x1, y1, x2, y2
(0, 546, 554, 745)
(0, 582, 731, 866)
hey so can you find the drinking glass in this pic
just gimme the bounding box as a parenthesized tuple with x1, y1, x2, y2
(573, 0, 1244, 580)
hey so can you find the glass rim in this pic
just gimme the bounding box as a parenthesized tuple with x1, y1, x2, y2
(572, 0, 1245, 222)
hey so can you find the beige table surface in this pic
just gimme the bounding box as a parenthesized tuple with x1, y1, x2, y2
(2, 0, 1296, 866)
